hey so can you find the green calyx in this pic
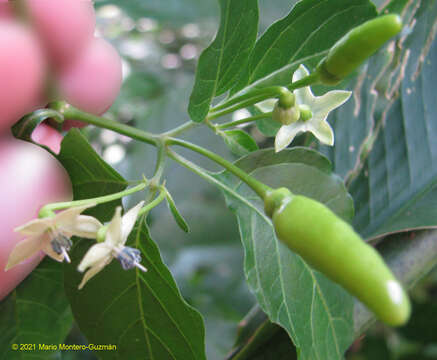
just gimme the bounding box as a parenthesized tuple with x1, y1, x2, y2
(316, 14, 402, 84)
(264, 187, 293, 218)
(38, 207, 56, 219)
(278, 91, 295, 109)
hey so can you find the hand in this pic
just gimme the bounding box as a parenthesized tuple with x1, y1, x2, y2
(0, 0, 123, 299)
(0, 126, 71, 300)
(0, 0, 122, 132)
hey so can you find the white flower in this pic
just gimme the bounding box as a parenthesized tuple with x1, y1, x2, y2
(6, 204, 102, 270)
(257, 64, 351, 152)
(77, 201, 146, 289)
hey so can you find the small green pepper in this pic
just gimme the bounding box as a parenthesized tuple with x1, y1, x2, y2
(264, 187, 411, 326)
(316, 14, 402, 84)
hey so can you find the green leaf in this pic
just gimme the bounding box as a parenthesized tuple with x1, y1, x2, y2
(320, 1, 437, 239)
(232, 0, 376, 93)
(228, 305, 296, 360)
(64, 221, 206, 360)
(0, 258, 73, 359)
(212, 148, 355, 360)
(166, 191, 190, 233)
(57, 129, 128, 221)
(222, 130, 259, 157)
(57, 130, 206, 358)
(11, 109, 64, 156)
(188, 0, 259, 122)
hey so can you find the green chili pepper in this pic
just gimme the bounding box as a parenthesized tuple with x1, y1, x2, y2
(316, 14, 402, 84)
(264, 187, 411, 326)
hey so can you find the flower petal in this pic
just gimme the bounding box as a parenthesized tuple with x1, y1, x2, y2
(5, 233, 47, 270)
(311, 90, 352, 115)
(14, 218, 52, 235)
(61, 215, 102, 239)
(78, 257, 112, 290)
(121, 201, 145, 244)
(105, 207, 123, 246)
(293, 65, 316, 106)
(308, 120, 334, 146)
(54, 203, 96, 228)
(77, 243, 112, 272)
(275, 123, 305, 152)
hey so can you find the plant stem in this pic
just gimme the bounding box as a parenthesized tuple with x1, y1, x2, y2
(216, 112, 272, 130)
(161, 120, 199, 137)
(49, 102, 271, 199)
(51, 102, 159, 146)
(207, 95, 269, 120)
(39, 182, 148, 215)
(151, 143, 167, 184)
(138, 188, 167, 216)
(287, 72, 320, 91)
(166, 150, 272, 224)
(210, 86, 290, 114)
(166, 138, 271, 199)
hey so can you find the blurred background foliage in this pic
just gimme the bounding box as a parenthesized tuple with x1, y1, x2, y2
(52, 0, 436, 358)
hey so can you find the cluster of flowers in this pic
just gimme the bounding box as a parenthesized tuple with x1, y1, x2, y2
(6, 202, 147, 289)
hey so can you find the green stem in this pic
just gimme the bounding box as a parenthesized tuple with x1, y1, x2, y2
(39, 182, 148, 216)
(210, 86, 291, 114)
(216, 112, 272, 130)
(287, 72, 320, 91)
(162, 120, 199, 137)
(167, 150, 272, 223)
(50, 102, 159, 146)
(166, 138, 271, 199)
(138, 188, 167, 216)
(152, 143, 167, 184)
(207, 95, 269, 121)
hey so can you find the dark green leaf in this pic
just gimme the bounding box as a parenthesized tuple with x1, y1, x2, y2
(166, 191, 190, 233)
(212, 148, 355, 359)
(222, 130, 259, 157)
(320, 1, 437, 239)
(0, 258, 73, 359)
(232, 0, 376, 92)
(57, 130, 206, 359)
(227, 305, 294, 360)
(188, 0, 259, 122)
(57, 129, 128, 221)
(64, 221, 206, 360)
